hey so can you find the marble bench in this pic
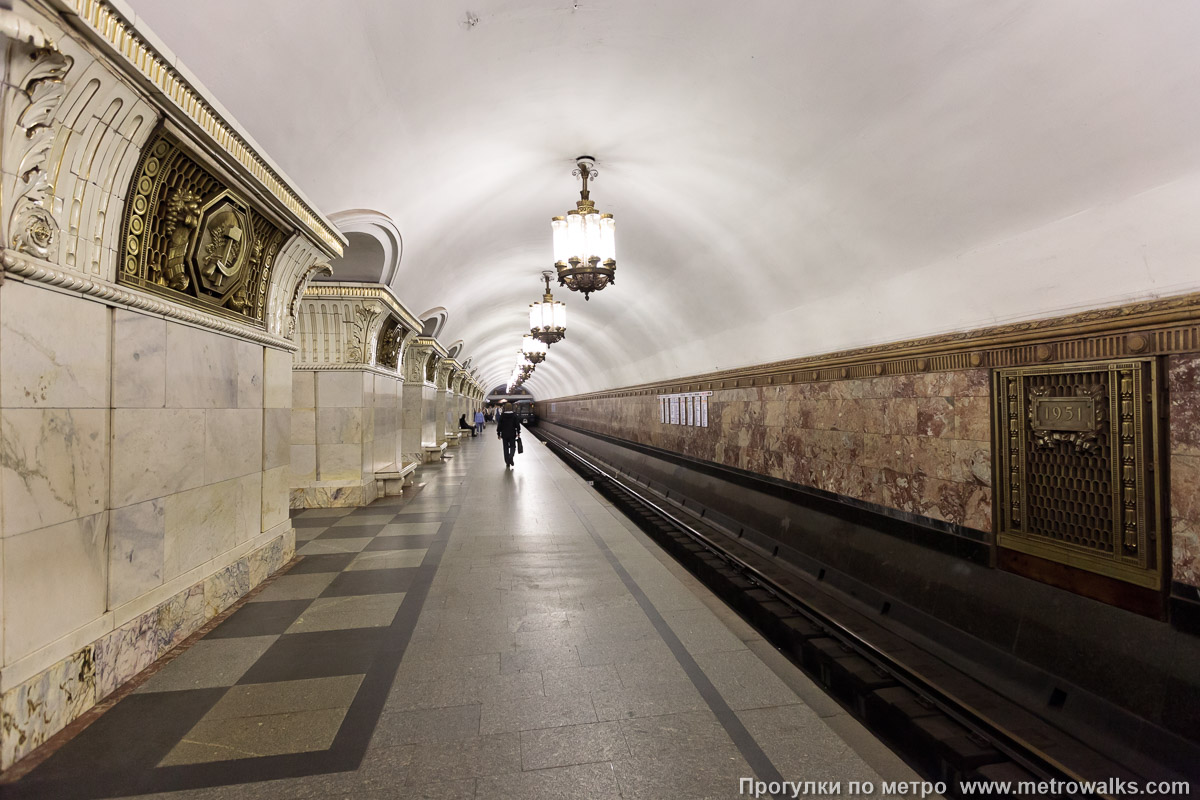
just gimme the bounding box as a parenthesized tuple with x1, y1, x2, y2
(422, 442, 448, 462)
(375, 460, 419, 497)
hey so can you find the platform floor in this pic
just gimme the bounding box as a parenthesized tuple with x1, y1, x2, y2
(8, 431, 921, 799)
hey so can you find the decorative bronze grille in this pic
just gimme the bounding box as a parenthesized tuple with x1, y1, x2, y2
(119, 126, 287, 327)
(992, 359, 1161, 588)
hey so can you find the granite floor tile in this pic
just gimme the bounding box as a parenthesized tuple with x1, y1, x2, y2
(694, 649, 800, 710)
(404, 734, 522, 784)
(347, 549, 428, 570)
(251, 571, 339, 601)
(476, 761, 622, 799)
(613, 751, 752, 800)
(363, 534, 439, 551)
(591, 683, 708, 722)
(286, 592, 406, 633)
(499, 643, 582, 674)
(519, 720, 630, 770)
(736, 704, 886, 786)
(158, 707, 348, 765)
(576, 636, 675, 668)
(292, 516, 336, 529)
(393, 778, 478, 800)
(294, 507, 356, 519)
(321, 567, 419, 597)
(204, 675, 364, 720)
(333, 514, 397, 526)
(386, 671, 544, 712)
(316, 524, 387, 539)
(618, 710, 739, 759)
(371, 704, 481, 747)
(204, 600, 312, 639)
(288, 553, 358, 574)
(238, 627, 388, 684)
(296, 538, 373, 556)
(135, 636, 279, 693)
(393, 652, 501, 684)
(540, 664, 622, 696)
(478, 693, 597, 735)
(376, 522, 442, 537)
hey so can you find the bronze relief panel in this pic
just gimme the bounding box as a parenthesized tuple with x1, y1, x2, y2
(120, 127, 287, 326)
(992, 359, 1162, 588)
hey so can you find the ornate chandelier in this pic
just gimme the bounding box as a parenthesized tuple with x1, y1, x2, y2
(521, 334, 547, 364)
(551, 156, 615, 300)
(529, 271, 566, 344)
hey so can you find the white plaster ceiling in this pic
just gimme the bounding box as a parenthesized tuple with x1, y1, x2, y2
(127, 0, 1200, 397)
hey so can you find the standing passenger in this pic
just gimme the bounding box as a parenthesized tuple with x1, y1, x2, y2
(496, 401, 522, 469)
(474, 408, 485, 435)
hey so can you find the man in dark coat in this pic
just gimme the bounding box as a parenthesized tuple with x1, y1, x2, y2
(495, 401, 522, 468)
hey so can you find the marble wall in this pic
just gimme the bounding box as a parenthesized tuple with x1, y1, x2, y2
(1169, 355, 1200, 590)
(0, 279, 295, 769)
(542, 370, 993, 534)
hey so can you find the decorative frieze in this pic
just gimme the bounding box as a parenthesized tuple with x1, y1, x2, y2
(118, 127, 287, 327)
(548, 292, 1200, 403)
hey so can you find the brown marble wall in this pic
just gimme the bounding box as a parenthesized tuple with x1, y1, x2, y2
(1169, 355, 1200, 590)
(543, 370, 993, 533)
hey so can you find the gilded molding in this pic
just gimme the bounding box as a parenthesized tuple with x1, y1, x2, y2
(1, 250, 298, 350)
(546, 292, 1200, 402)
(59, 0, 342, 256)
(303, 282, 423, 333)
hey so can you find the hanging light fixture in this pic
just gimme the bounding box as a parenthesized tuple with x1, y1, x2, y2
(529, 271, 567, 344)
(521, 334, 547, 364)
(551, 156, 615, 300)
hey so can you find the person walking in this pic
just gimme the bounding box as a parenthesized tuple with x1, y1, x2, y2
(473, 408, 485, 435)
(495, 401, 522, 468)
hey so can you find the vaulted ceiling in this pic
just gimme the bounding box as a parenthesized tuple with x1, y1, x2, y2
(128, 0, 1200, 397)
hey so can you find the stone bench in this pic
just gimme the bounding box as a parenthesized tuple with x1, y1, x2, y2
(445, 431, 462, 447)
(375, 460, 419, 496)
(422, 442, 448, 462)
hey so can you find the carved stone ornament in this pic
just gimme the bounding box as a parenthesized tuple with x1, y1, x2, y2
(345, 305, 381, 363)
(1028, 384, 1105, 452)
(119, 126, 287, 326)
(404, 344, 432, 384)
(3, 12, 74, 260)
(288, 263, 332, 338)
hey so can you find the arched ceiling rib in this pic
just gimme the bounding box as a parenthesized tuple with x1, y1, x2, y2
(128, 0, 1200, 396)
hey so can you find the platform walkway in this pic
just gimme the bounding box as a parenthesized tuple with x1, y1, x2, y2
(5, 430, 921, 799)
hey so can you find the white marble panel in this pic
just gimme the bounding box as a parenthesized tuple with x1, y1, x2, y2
(3, 513, 108, 664)
(164, 323, 238, 409)
(292, 370, 315, 409)
(0, 408, 108, 538)
(263, 348, 291, 409)
(110, 408, 205, 507)
(263, 407, 290, 470)
(204, 408, 263, 483)
(111, 309, 166, 408)
(162, 480, 242, 579)
(108, 498, 165, 608)
(290, 444, 317, 483)
(317, 407, 363, 445)
(235, 340, 264, 409)
(0, 281, 109, 409)
(317, 443, 362, 482)
(236, 472, 262, 545)
(316, 371, 363, 408)
(292, 407, 316, 445)
(261, 465, 289, 532)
